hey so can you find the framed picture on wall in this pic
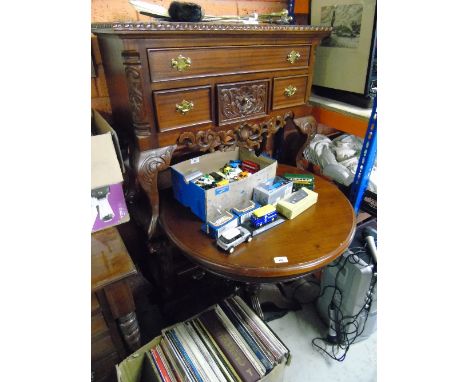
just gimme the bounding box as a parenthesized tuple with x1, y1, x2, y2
(310, 0, 376, 107)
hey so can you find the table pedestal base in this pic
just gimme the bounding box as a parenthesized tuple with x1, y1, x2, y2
(244, 283, 304, 321)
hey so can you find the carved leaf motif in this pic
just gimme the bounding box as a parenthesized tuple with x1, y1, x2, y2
(135, 145, 176, 239)
(123, 54, 151, 136)
(126, 68, 145, 117)
(220, 84, 267, 119)
(197, 130, 221, 152)
(139, 146, 175, 187)
(177, 114, 288, 152)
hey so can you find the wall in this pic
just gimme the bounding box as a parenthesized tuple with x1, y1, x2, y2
(91, 0, 288, 115)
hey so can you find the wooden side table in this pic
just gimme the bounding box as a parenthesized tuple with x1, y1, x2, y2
(92, 227, 141, 382)
(159, 164, 356, 318)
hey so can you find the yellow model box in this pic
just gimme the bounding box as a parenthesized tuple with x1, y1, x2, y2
(276, 187, 318, 219)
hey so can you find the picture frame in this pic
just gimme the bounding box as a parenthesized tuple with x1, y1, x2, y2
(310, 0, 376, 100)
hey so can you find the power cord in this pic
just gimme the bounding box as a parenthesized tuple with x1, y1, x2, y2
(311, 246, 377, 362)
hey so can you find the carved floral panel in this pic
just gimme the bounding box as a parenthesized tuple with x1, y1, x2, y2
(217, 80, 269, 125)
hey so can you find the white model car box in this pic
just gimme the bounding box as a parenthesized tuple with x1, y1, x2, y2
(253, 176, 293, 206)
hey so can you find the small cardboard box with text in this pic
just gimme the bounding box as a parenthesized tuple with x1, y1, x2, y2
(91, 110, 130, 232)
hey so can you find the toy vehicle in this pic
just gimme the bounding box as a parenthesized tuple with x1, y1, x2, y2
(195, 174, 214, 186)
(216, 179, 229, 187)
(265, 176, 289, 191)
(229, 160, 242, 168)
(250, 204, 278, 228)
(222, 165, 242, 180)
(210, 171, 226, 182)
(221, 165, 233, 175)
(241, 160, 260, 174)
(217, 226, 252, 254)
(283, 173, 315, 191)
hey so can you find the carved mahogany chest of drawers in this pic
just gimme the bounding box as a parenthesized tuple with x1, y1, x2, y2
(92, 22, 331, 238)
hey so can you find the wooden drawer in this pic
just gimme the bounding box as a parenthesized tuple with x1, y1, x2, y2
(153, 86, 212, 132)
(217, 79, 270, 125)
(148, 45, 310, 82)
(92, 312, 109, 339)
(272, 75, 308, 110)
(92, 333, 116, 362)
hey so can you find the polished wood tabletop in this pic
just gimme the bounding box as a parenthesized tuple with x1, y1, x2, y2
(91, 227, 137, 291)
(160, 164, 356, 282)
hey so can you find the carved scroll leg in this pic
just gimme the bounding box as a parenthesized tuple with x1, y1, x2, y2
(134, 145, 176, 239)
(291, 115, 318, 170)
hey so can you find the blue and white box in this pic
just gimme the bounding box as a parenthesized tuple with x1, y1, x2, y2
(201, 210, 239, 239)
(253, 176, 293, 206)
(171, 148, 277, 222)
(231, 200, 260, 224)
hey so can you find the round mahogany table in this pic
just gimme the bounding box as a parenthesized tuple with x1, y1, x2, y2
(160, 164, 356, 283)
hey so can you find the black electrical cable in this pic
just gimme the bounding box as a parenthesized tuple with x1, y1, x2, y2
(311, 246, 377, 362)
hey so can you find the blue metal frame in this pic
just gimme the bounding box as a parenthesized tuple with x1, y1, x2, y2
(349, 96, 377, 214)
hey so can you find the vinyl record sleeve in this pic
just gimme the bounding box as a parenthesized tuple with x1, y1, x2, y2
(150, 348, 172, 382)
(155, 344, 179, 382)
(192, 319, 241, 382)
(173, 324, 216, 382)
(141, 351, 163, 382)
(160, 338, 187, 382)
(232, 296, 289, 361)
(184, 321, 228, 382)
(214, 306, 266, 376)
(198, 310, 260, 382)
(221, 300, 276, 369)
(163, 330, 199, 382)
(228, 298, 282, 361)
(220, 302, 274, 371)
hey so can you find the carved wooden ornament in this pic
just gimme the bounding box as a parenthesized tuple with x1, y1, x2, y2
(177, 114, 287, 152)
(135, 145, 176, 238)
(123, 51, 151, 136)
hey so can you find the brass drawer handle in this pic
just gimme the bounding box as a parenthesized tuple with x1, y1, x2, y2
(284, 85, 297, 97)
(287, 50, 301, 64)
(176, 100, 194, 115)
(171, 55, 191, 72)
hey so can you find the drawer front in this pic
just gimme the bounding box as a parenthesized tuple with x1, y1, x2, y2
(148, 45, 310, 82)
(92, 312, 109, 339)
(217, 79, 270, 125)
(92, 333, 116, 362)
(272, 75, 308, 110)
(153, 86, 212, 132)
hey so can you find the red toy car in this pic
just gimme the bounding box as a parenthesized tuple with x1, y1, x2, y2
(241, 160, 260, 174)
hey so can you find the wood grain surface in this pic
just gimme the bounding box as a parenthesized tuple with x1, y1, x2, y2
(160, 164, 356, 282)
(147, 45, 310, 82)
(272, 75, 308, 110)
(153, 86, 212, 131)
(91, 227, 137, 291)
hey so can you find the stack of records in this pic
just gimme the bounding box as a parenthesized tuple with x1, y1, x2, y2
(142, 296, 290, 382)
